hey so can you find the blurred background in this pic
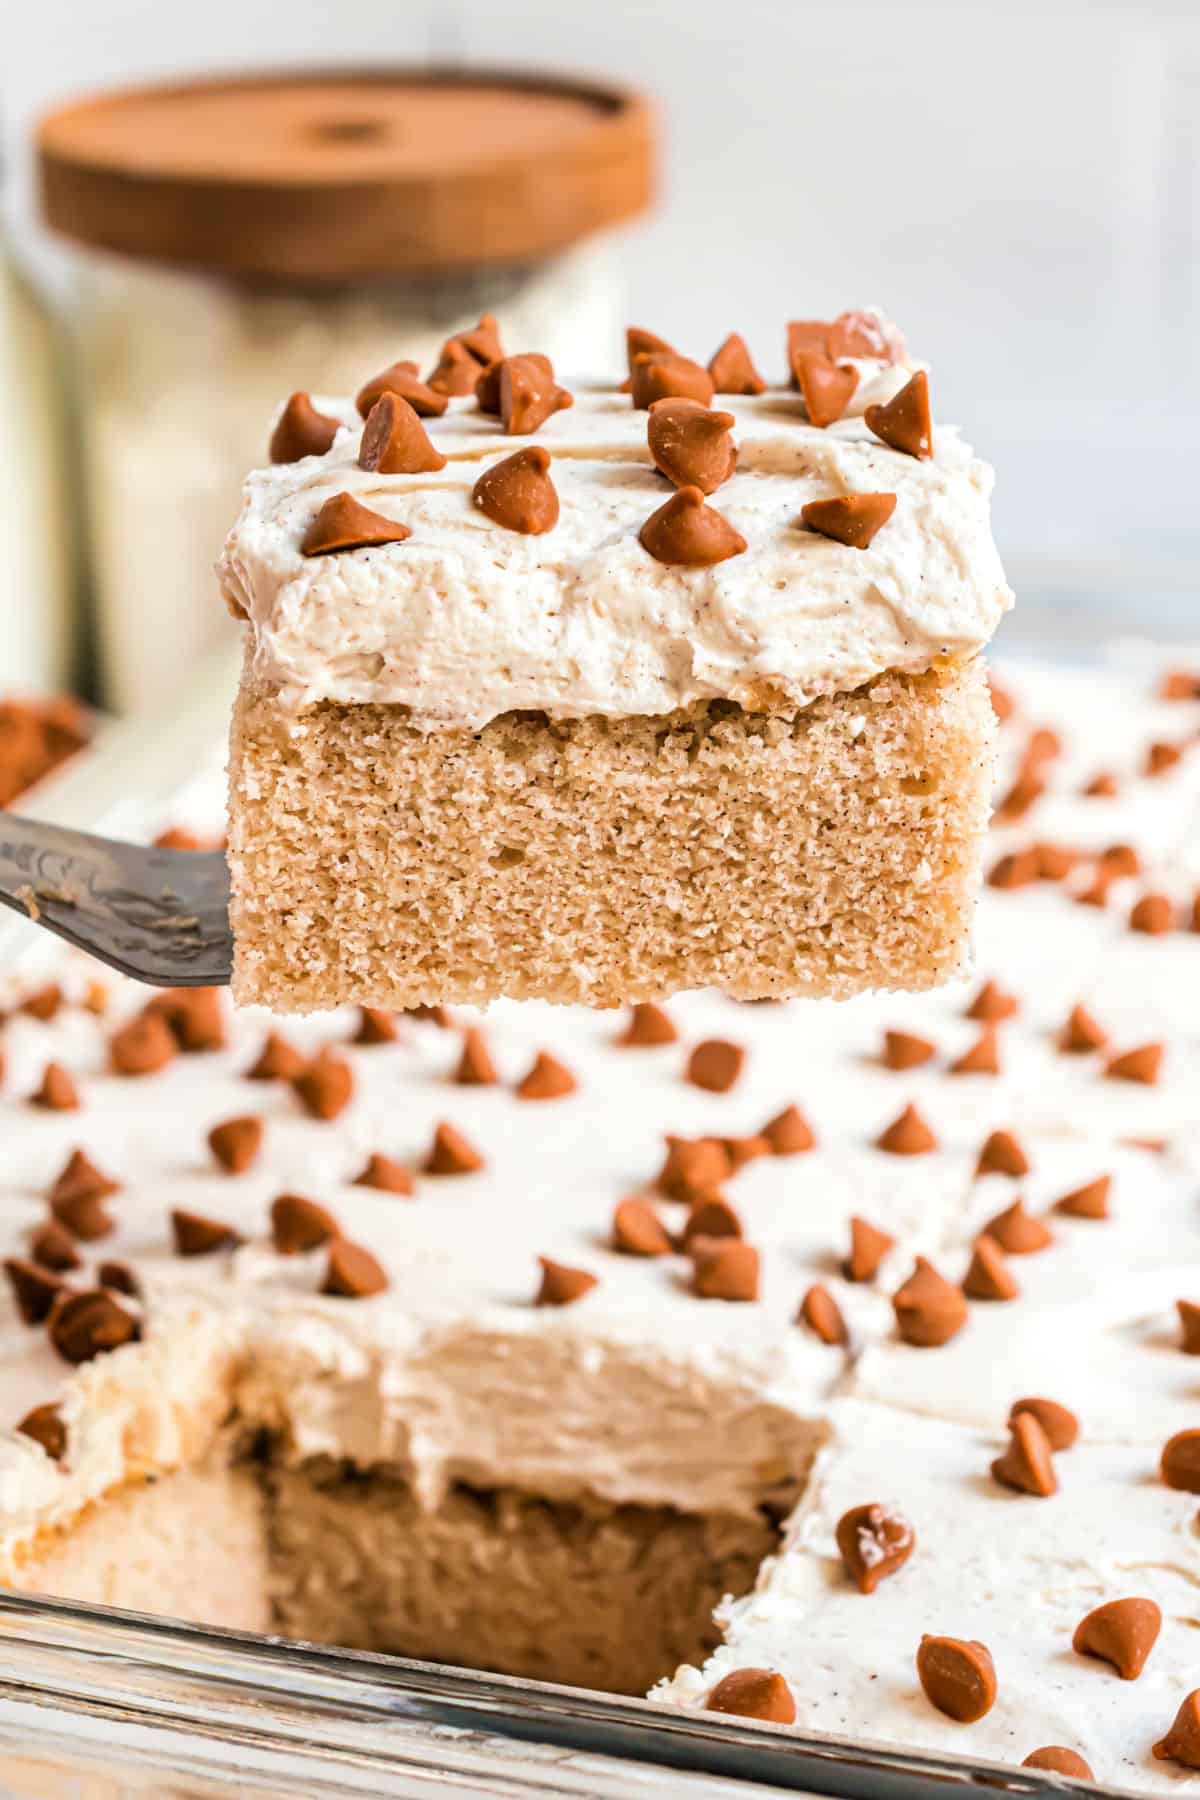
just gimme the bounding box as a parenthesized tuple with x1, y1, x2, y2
(1, 0, 1198, 735)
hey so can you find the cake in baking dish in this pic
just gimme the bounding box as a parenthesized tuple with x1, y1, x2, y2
(220, 311, 1010, 1012)
(4, 647, 1200, 1788)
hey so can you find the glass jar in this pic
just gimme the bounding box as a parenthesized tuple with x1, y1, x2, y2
(0, 215, 75, 693)
(34, 71, 654, 715)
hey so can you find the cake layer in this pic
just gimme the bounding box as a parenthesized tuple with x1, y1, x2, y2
(267, 1462, 779, 1695)
(227, 659, 995, 1010)
(219, 357, 1012, 730)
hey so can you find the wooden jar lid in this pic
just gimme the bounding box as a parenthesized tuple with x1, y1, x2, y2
(37, 67, 655, 280)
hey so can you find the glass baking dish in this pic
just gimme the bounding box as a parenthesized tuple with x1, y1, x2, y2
(1, 600, 1189, 1800)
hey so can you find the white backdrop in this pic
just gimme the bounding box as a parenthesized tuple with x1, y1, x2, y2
(4, 0, 1199, 608)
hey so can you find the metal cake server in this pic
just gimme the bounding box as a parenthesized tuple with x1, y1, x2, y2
(0, 813, 232, 987)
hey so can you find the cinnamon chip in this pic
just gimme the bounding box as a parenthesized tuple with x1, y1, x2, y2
(864, 370, 932, 459)
(1073, 873, 1111, 909)
(109, 1012, 176, 1076)
(1054, 1174, 1111, 1220)
(988, 849, 1039, 891)
(994, 772, 1045, 824)
(647, 398, 737, 494)
(1073, 1597, 1161, 1680)
(146, 986, 226, 1053)
(207, 1115, 263, 1175)
(792, 353, 858, 428)
(1154, 1692, 1200, 1768)
(686, 1039, 746, 1094)
(617, 1002, 677, 1048)
(4, 1257, 67, 1325)
(656, 1136, 732, 1200)
(425, 338, 483, 397)
(354, 1007, 399, 1046)
(612, 1198, 672, 1258)
(801, 492, 896, 549)
(1178, 1301, 1200, 1355)
(98, 1260, 138, 1297)
(992, 1410, 1057, 1495)
(844, 1215, 896, 1283)
(426, 316, 502, 395)
(1146, 740, 1183, 777)
(786, 319, 833, 369)
(799, 1282, 848, 1345)
(630, 353, 714, 410)
(48, 1147, 119, 1209)
(877, 1103, 938, 1156)
(916, 1636, 997, 1722)
(356, 359, 446, 419)
(639, 485, 747, 567)
(358, 393, 446, 474)
(707, 333, 766, 395)
(761, 1105, 816, 1155)
(29, 1220, 80, 1272)
(836, 1502, 915, 1593)
(1159, 669, 1200, 701)
(624, 327, 677, 378)
(1022, 1748, 1093, 1779)
(1009, 1397, 1078, 1452)
(17, 1402, 66, 1462)
(1130, 892, 1175, 935)
(705, 1668, 795, 1724)
(301, 492, 411, 557)
(1098, 841, 1141, 878)
(681, 1195, 744, 1249)
(691, 1239, 759, 1302)
(353, 1152, 414, 1195)
(472, 446, 559, 534)
(496, 354, 573, 435)
(474, 352, 528, 414)
(883, 1029, 935, 1071)
(1082, 771, 1118, 797)
(949, 1028, 1001, 1077)
(245, 1031, 307, 1082)
(962, 1237, 1019, 1301)
(1105, 1042, 1163, 1085)
(171, 1209, 239, 1257)
(1161, 1429, 1200, 1492)
(423, 1121, 485, 1175)
(1032, 841, 1079, 882)
(271, 1193, 340, 1255)
(965, 980, 1018, 1023)
(292, 1051, 354, 1121)
(516, 1051, 577, 1101)
(20, 984, 64, 1022)
(30, 1061, 79, 1111)
(1058, 1003, 1108, 1054)
(827, 309, 904, 362)
(983, 1200, 1052, 1255)
(50, 1189, 114, 1243)
(454, 1027, 499, 1086)
(49, 1288, 138, 1364)
(535, 1256, 598, 1307)
(269, 392, 340, 464)
(893, 1258, 968, 1347)
(976, 1129, 1029, 1178)
(322, 1238, 388, 1298)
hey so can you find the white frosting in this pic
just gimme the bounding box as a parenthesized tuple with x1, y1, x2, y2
(3, 648, 1200, 1795)
(219, 340, 1012, 729)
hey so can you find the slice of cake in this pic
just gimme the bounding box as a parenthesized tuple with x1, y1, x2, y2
(220, 311, 1012, 1012)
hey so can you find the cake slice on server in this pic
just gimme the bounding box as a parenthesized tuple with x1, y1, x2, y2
(220, 311, 1011, 1013)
